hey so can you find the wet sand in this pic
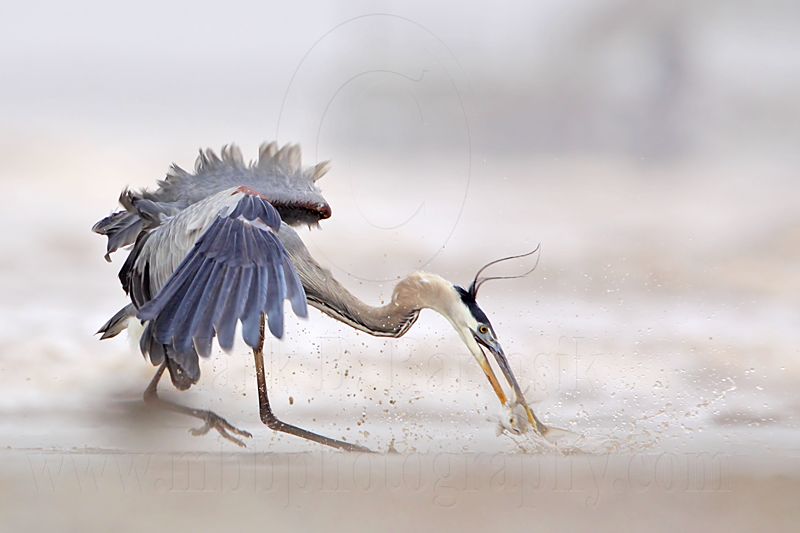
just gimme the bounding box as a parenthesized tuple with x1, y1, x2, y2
(3, 447, 799, 532)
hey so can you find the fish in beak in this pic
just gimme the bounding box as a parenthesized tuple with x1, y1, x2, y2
(472, 332, 548, 436)
(452, 286, 549, 436)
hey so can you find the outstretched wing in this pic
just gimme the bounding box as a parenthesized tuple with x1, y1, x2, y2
(93, 142, 332, 260)
(123, 187, 307, 383)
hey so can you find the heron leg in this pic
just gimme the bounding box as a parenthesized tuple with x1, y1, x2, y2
(253, 319, 372, 453)
(143, 361, 253, 448)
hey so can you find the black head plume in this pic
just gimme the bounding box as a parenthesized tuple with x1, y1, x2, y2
(468, 244, 541, 298)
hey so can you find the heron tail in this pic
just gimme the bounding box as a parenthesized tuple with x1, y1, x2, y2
(97, 303, 137, 340)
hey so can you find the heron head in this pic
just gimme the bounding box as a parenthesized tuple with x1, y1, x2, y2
(428, 247, 547, 435)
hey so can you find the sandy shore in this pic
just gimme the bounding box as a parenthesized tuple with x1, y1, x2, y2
(3, 447, 799, 532)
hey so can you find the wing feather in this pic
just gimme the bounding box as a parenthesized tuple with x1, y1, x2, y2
(92, 143, 332, 261)
(129, 188, 308, 383)
(214, 268, 243, 351)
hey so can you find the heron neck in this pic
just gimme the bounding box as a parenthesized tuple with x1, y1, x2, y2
(278, 225, 450, 337)
(304, 273, 426, 338)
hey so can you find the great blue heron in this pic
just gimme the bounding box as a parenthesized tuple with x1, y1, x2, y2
(94, 142, 548, 452)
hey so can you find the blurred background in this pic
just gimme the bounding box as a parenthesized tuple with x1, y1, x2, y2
(1, 0, 798, 530)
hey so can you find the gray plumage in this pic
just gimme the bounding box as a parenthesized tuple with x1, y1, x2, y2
(277, 224, 421, 337)
(97, 303, 136, 340)
(94, 141, 550, 443)
(96, 143, 324, 389)
(92, 142, 331, 261)
(119, 187, 306, 387)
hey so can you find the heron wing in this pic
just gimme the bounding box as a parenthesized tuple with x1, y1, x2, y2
(126, 188, 307, 383)
(93, 142, 331, 259)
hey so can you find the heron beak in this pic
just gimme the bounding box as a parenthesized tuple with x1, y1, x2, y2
(475, 349, 508, 406)
(474, 335, 548, 436)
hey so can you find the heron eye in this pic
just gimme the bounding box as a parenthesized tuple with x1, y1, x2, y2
(479, 325, 489, 335)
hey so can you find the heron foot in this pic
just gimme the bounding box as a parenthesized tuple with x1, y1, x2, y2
(144, 362, 253, 448)
(189, 411, 253, 448)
